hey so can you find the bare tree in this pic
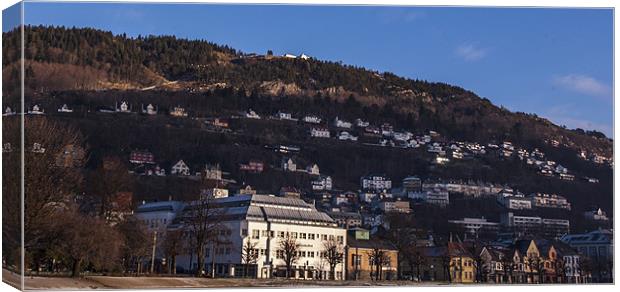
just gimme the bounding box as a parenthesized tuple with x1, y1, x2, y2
(278, 232, 300, 278)
(241, 240, 259, 278)
(368, 247, 390, 281)
(51, 205, 123, 277)
(3, 117, 87, 272)
(117, 217, 152, 275)
(161, 229, 184, 275)
(84, 156, 132, 223)
(183, 194, 224, 277)
(405, 246, 426, 282)
(384, 213, 416, 279)
(321, 237, 344, 280)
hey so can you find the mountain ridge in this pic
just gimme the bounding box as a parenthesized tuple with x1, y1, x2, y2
(1, 25, 612, 157)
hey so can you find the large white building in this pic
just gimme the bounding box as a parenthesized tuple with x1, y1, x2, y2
(528, 193, 571, 210)
(360, 175, 392, 192)
(176, 194, 347, 279)
(496, 189, 532, 210)
(448, 217, 499, 237)
(134, 200, 186, 232)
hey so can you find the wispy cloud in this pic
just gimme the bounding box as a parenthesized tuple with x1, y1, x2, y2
(455, 43, 488, 62)
(377, 9, 426, 24)
(552, 74, 612, 98)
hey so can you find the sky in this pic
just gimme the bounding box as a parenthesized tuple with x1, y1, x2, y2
(11, 2, 615, 137)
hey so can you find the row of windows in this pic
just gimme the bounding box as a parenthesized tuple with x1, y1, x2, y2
(141, 218, 167, 229)
(275, 250, 318, 259)
(244, 229, 343, 243)
(206, 247, 231, 257)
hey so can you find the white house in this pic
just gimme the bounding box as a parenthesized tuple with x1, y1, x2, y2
(337, 131, 358, 141)
(3, 106, 16, 116)
(245, 109, 261, 119)
(306, 164, 320, 176)
(171, 160, 190, 176)
(275, 111, 297, 121)
(303, 115, 322, 124)
(143, 104, 158, 115)
(281, 158, 297, 172)
(175, 194, 347, 279)
(116, 101, 132, 113)
(310, 128, 330, 138)
(354, 118, 369, 128)
(283, 53, 298, 59)
(333, 117, 352, 129)
(311, 175, 333, 191)
(170, 106, 188, 117)
(57, 104, 73, 113)
(28, 104, 44, 115)
(584, 208, 609, 221)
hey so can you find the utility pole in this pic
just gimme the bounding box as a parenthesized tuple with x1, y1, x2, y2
(150, 231, 158, 274)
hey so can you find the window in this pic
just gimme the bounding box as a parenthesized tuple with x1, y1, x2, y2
(260, 249, 266, 256)
(277, 250, 284, 259)
(337, 236, 344, 244)
(291, 232, 298, 239)
(252, 230, 260, 239)
(300, 233, 307, 239)
(241, 229, 248, 236)
(322, 234, 328, 240)
(308, 251, 315, 258)
(308, 234, 315, 240)
(225, 247, 231, 255)
(279, 231, 285, 238)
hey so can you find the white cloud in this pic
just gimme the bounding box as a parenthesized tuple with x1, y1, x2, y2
(455, 43, 487, 62)
(378, 9, 426, 23)
(552, 74, 611, 98)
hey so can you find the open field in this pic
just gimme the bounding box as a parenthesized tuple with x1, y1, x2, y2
(4, 269, 444, 290)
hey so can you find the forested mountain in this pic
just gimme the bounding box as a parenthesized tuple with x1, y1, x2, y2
(2, 25, 612, 156)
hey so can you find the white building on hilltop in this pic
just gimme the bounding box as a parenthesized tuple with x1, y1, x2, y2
(175, 194, 347, 279)
(116, 101, 132, 113)
(28, 104, 44, 115)
(310, 128, 330, 138)
(57, 104, 73, 113)
(142, 103, 158, 115)
(170, 106, 188, 117)
(333, 117, 352, 129)
(312, 175, 333, 191)
(171, 160, 190, 176)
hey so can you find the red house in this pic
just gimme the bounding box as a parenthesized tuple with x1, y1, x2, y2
(129, 150, 155, 164)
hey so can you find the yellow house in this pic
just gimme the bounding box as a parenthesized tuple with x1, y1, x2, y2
(345, 228, 399, 280)
(447, 242, 476, 283)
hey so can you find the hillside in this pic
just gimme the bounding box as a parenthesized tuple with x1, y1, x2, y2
(2, 25, 612, 156)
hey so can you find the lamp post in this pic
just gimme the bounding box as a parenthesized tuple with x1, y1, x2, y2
(150, 231, 158, 274)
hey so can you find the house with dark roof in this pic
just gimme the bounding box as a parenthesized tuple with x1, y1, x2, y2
(345, 228, 398, 280)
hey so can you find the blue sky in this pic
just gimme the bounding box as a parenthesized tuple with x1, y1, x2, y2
(17, 2, 614, 137)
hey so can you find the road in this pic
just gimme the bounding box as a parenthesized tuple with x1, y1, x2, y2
(3, 269, 444, 290)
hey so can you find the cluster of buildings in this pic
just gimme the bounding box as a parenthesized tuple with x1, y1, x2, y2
(133, 188, 611, 283)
